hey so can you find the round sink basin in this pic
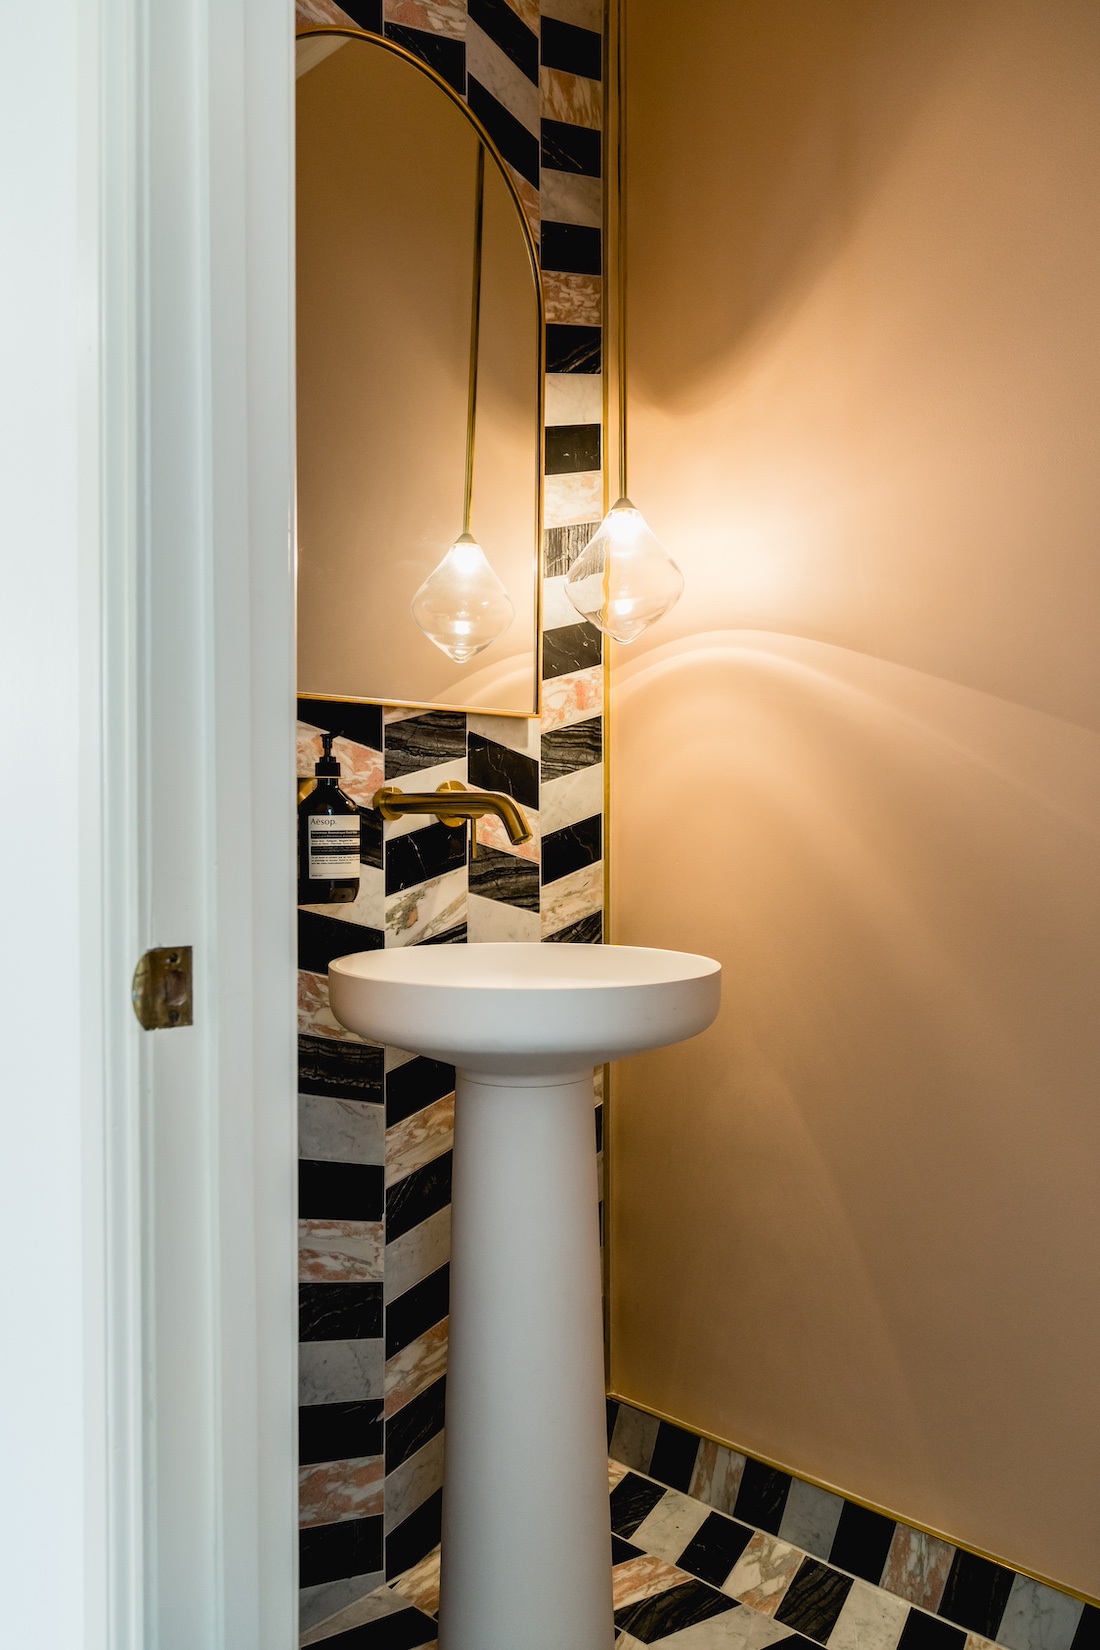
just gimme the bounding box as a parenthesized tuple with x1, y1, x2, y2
(328, 940, 721, 1076)
(327, 940, 721, 1650)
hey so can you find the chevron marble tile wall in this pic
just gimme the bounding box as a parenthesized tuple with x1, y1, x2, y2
(294, 0, 607, 1631)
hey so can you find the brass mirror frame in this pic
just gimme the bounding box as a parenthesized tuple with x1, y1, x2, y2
(296, 25, 546, 719)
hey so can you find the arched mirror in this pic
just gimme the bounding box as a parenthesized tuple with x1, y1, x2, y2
(296, 28, 543, 717)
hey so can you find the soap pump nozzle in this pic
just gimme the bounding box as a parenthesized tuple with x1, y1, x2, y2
(315, 731, 340, 777)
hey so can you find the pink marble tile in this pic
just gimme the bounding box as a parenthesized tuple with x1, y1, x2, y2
(504, 0, 539, 30)
(386, 1094, 454, 1187)
(475, 809, 540, 863)
(297, 726, 383, 808)
(881, 1526, 956, 1612)
(608, 1459, 630, 1490)
(296, 0, 360, 25)
(689, 1439, 747, 1515)
(299, 1455, 384, 1527)
(545, 468, 604, 528)
(300, 970, 366, 1039)
(544, 270, 602, 326)
(385, 1319, 450, 1417)
(540, 664, 603, 732)
(299, 1219, 384, 1282)
(390, 1545, 441, 1615)
(383, 0, 465, 38)
(723, 1531, 804, 1615)
(613, 1554, 695, 1611)
(540, 65, 601, 129)
(507, 166, 540, 242)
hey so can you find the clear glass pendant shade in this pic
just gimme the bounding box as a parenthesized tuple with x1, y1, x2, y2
(564, 497, 684, 643)
(411, 533, 515, 664)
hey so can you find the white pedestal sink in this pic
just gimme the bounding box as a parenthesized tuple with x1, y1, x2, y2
(328, 942, 721, 1650)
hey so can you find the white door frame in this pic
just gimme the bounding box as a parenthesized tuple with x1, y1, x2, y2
(0, 0, 299, 1643)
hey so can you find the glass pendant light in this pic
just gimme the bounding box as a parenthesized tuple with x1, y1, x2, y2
(412, 143, 514, 663)
(566, 7, 682, 642)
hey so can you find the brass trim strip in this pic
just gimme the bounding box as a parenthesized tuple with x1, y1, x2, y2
(605, 1388, 1100, 1610)
(296, 26, 545, 721)
(463, 143, 486, 538)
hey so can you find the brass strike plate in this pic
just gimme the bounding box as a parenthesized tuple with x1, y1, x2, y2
(132, 946, 194, 1030)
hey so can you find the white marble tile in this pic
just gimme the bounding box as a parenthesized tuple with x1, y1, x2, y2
(467, 891, 541, 943)
(385, 1206, 451, 1302)
(998, 1576, 1085, 1650)
(613, 1553, 696, 1611)
(474, 807, 540, 863)
(295, 31, 350, 80)
(609, 1406, 660, 1474)
(631, 1486, 713, 1567)
(657, 1610, 799, 1650)
(541, 858, 602, 936)
(390, 1545, 442, 1616)
(300, 865, 385, 933)
(299, 1219, 383, 1283)
(543, 571, 586, 631)
(381, 758, 467, 841)
(385, 867, 466, 947)
(298, 1094, 384, 1165)
(467, 20, 539, 135)
(299, 1337, 384, 1405)
(545, 371, 603, 427)
(466, 711, 540, 760)
(540, 0, 601, 27)
(298, 1573, 390, 1640)
(386, 1093, 454, 1187)
(383, 0, 465, 38)
(827, 1579, 910, 1650)
(385, 1046, 416, 1074)
(541, 64, 601, 128)
(300, 970, 369, 1041)
(722, 1531, 803, 1614)
(540, 762, 603, 835)
(541, 665, 603, 732)
(385, 1319, 449, 1417)
(545, 469, 603, 528)
(777, 1478, 845, 1562)
(541, 167, 602, 228)
(383, 1430, 446, 1532)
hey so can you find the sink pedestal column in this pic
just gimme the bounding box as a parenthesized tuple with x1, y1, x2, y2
(438, 1067, 614, 1650)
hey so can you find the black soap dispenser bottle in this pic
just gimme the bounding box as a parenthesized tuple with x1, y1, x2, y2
(298, 732, 361, 904)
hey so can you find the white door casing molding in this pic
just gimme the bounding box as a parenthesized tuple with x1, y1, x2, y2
(0, 0, 298, 1643)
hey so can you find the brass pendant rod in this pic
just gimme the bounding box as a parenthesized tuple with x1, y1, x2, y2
(616, 0, 628, 502)
(463, 142, 486, 536)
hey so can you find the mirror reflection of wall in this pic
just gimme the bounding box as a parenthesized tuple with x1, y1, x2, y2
(296, 31, 543, 716)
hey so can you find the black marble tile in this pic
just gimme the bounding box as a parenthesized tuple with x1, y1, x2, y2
(469, 843, 541, 910)
(386, 1264, 450, 1360)
(299, 1035, 383, 1103)
(546, 422, 601, 475)
(545, 911, 603, 944)
(1073, 1608, 1100, 1650)
(299, 1283, 382, 1344)
(542, 115, 601, 176)
(733, 1457, 792, 1534)
(542, 814, 601, 884)
(298, 697, 382, 753)
(359, 805, 383, 869)
(298, 909, 382, 974)
(385, 822, 466, 896)
(829, 1501, 897, 1584)
(384, 710, 467, 778)
(335, 0, 381, 31)
(322, 1607, 439, 1649)
(542, 715, 602, 780)
(299, 1400, 383, 1467)
(386, 1056, 455, 1128)
(386, 1375, 447, 1473)
(677, 1511, 754, 1588)
(542, 221, 601, 275)
(775, 1560, 853, 1643)
(384, 22, 465, 92)
(938, 1551, 1016, 1638)
(897, 1610, 967, 1650)
(649, 1421, 701, 1492)
(615, 1579, 738, 1642)
(300, 1515, 382, 1589)
(543, 618, 602, 678)
(545, 521, 599, 577)
(418, 922, 468, 945)
(609, 1472, 666, 1537)
(468, 732, 539, 807)
(612, 1534, 644, 1565)
(385, 1488, 443, 1579)
(385, 1152, 453, 1243)
(606, 1398, 621, 1442)
(541, 15, 601, 79)
(595, 1102, 603, 1150)
(468, 75, 539, 185)
(299, 1159, 384, 1222)
(546, 322, 602, 374)
(469, 0, 537, 81)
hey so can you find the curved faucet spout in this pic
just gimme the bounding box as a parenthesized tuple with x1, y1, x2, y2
(373, 782, 532, 847)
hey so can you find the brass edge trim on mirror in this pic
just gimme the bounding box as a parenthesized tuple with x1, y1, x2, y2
(296, 25, 545, 722)
(605, 1388, 1100, 1610)
(600, 0, 615, 1388)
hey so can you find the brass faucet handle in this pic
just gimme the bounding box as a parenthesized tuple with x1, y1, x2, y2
(433, 780, 469, 829)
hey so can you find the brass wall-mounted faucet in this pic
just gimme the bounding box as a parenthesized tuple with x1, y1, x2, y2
(373, 780, 531, 856)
